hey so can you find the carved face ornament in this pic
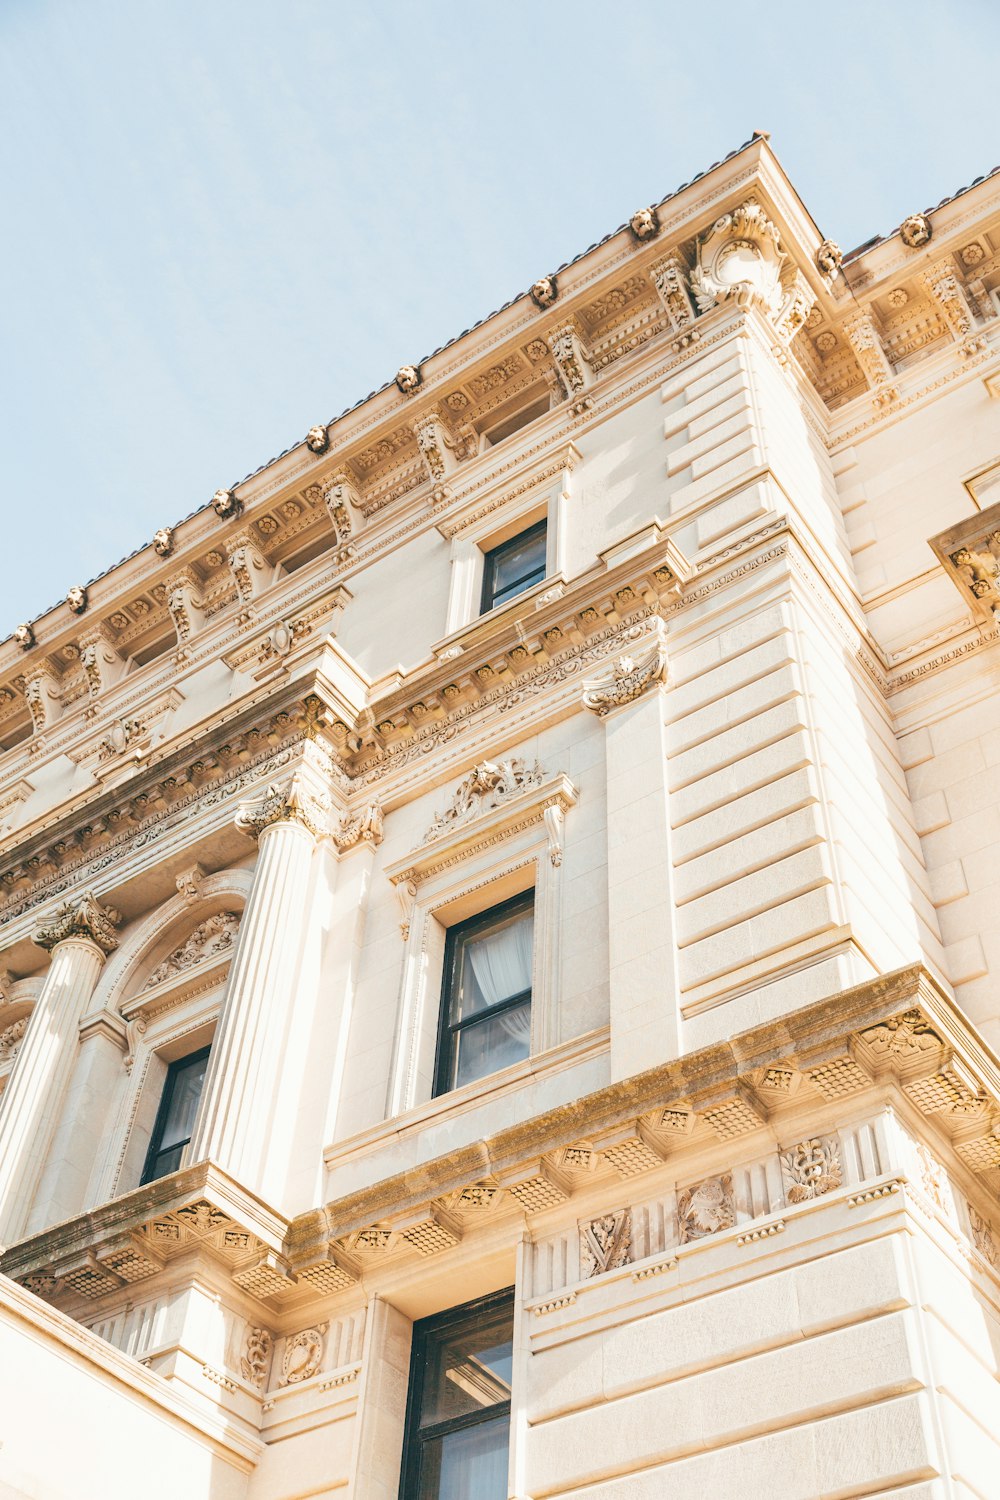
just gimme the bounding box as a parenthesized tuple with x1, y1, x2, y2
(530, 276, 557, 309)
(306, 424, 329, 453)
(629, 206, 659, 241)
(395, 364, 421, 395)
(14, 623, 35, 650)
(66, 585, 88, 615)
(816, 238, 842, 276)
(900, 213, 932, 249)
(152, 526, 174, 557)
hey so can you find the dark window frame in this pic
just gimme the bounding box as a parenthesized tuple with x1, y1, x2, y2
(433, 890, 534, 1099)
(479, 519, 547, 614)
(139, 1044, 211, 1186)
(398, 1287, 515, 1500)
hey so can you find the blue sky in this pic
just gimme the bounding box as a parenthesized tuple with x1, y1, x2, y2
(2, 0, 998, 635)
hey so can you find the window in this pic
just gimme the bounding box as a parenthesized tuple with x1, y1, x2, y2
(140, 1046, 210, 1185)
(434, 892, 533, 1097)
(479, 521, 547, 613)
(399, 1290, 514, 1500)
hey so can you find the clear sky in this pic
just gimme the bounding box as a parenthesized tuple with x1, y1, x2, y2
(2, 0, 998, 636)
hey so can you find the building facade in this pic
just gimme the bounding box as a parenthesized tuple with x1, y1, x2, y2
(1, 134, 1000, 1498)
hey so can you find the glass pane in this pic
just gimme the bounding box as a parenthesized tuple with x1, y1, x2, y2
(417, 1414, 509, 1500)
(158, 1052, 208, 1150)
(149, 1142, 184, 1180)
(451, 906, 533, 1025)
(451, 1001, 530, 1090)
(419, 1307, 513, 1425)
(488, 526, 546, 607)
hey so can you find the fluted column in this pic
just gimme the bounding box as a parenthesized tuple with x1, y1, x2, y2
(0, 893, 119, 1246)
(189, 781, 319, 1206)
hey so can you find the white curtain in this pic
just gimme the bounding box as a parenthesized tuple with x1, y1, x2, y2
(465, 914, 533, 1014)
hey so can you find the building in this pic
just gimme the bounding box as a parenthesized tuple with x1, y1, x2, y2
(1, 131, 1000, 1499)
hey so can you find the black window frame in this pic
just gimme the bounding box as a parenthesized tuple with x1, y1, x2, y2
(433, 890, 534, 1099)
(398, 1287, 515, 1500)
(139, 1044, 211, 1186)
(479, 519, 547, 614)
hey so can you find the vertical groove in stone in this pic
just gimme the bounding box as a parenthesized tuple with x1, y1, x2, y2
(190, 818, 315, 1192)
(0, 938, 105, 1243)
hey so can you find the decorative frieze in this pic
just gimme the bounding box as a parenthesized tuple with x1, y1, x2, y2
(580, 1209, 631, 1278)
(780, 1137, 842, 1202)
(677, 1174, 735, 1243)
(32, 892, 120, 954)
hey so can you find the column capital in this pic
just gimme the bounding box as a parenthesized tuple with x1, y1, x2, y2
(31, 892, 121, 955)
(581, 618, 668, 716)
(235, 778, 326, 842)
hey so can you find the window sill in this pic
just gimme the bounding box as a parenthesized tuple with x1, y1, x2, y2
(322, 1024, 609, 1182)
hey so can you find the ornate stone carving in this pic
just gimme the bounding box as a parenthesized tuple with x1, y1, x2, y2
(530, 276, 557, 309)
(580, 1209, 632, 1277)
(861, 1009, 941, 1057)
(66, 586, 88, 616)
(227, 533, 270, 604)
(332, 803, 384, 852)
(678, 1174, 735, 1242)
(280, 1324, 326, 1385)
(212, 488, 242, 519)
(97, 718, 144, 762)
(175, 864, 206, 904)
(929, 507, 1000, 623)
(165, 568, 206, 642)
(900, 213, 932, 249)
(968, 1202, 997, 1265)
(423, 759, 544, 843)
(235, 780, 324, 841)
(32, 892, 120, 954)
(649, 254, 697, 343)
(628, 206, 659, 241)
(0, 1015, 29, 1061)
(395, 364, 421, 395)
(543, 800, 565, 868)
(305, 424, 329, 454)
(690, 201, 810, 338)
(844, 311, 899, 407)
(24, 669, 62, 733)
(581, 619, 667, 715)
(412, 410, 459, 487)
(241, 1326, 273, 1388)
(547, 322, 592, 411)
(14, 623, 35, 651)
(145, 912, 240, 989)
(920, 262, 985, 357)
(320, 471, 359, 541)
(780, 1137, 842, 1202)
(816, 239, 842, 277)
(152, 527, 174, 557)
(80, 627, 126, 698)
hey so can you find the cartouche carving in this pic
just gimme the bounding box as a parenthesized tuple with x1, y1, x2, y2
(32, 891, 120, 954)
(144, 912, 240, 989)
(690, 199, 816, 344)
(423, 759, 544, 843)
(581, 619, 667, 715)
(280, 1324, 326, 1385)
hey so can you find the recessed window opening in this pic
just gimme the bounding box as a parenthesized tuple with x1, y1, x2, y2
(482, 392, 551, 448)
(140, 1045, 210, 1185)
(398, 1289, 514, 1500)
(479, 522, 547, 613)
(434, 892, 534, 1096)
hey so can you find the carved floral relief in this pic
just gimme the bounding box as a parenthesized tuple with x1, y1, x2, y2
(144, 912, 240, 989)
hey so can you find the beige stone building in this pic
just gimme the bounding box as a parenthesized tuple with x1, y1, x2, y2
(2, 132, 1000, 1498)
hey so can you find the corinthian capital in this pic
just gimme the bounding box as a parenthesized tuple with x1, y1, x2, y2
(235, 779, 325, 841)
(582, 619, 668, 716)
(32, 892, 121, 954)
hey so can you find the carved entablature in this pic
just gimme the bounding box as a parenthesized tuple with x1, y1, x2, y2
(32, 891, 120, 954)
(928, 502, 1000, 625)
(581, 618, 668, 715)
(689, 200, 816, 344)
(144, 911, 241, 990)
